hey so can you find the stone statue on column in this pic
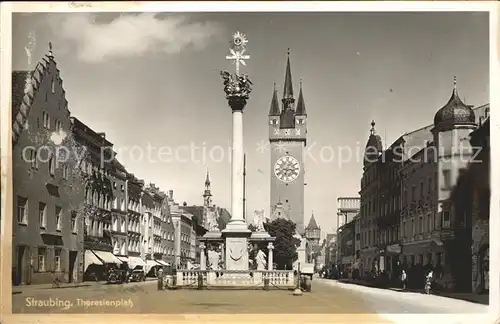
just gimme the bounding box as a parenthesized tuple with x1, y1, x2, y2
(206, 208, 219, 232)
(255, 249, 267, 270)
(208, 246, 221, 270)
(253, 209, 266, 232)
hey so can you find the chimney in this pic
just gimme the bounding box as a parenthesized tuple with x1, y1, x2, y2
(97, 132, 106, 139)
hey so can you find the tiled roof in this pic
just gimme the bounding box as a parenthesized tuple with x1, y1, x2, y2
(217, 208, 231, 230)
(269, 85, 280, 116)
(295, 82, 306, 115)
(434, 81, 475, 130)
(12, 71, 30, 119)
(306, 214, 320, 230)
(180, 205, 204, 226)
(11, 53, 58, 145)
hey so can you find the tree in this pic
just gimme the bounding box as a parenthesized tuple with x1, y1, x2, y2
(263, 218, 301, 270)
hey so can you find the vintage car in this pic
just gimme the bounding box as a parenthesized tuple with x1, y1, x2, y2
(130, 268, 146, 282)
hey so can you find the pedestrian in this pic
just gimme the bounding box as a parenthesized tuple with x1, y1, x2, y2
(401, 270, 407, 290)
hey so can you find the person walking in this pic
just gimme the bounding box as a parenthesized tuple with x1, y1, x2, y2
(401, 270, 407, 290)
(425, 270, 433, 294)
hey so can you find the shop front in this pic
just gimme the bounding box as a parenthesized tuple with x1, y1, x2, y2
(401, 239, 445, 289)
(385, 244, 402, 281)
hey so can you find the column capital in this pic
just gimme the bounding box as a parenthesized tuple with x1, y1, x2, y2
(228, 96, 248, 112)
(267, 242, 274, 250)
(199, 243, 206, 250)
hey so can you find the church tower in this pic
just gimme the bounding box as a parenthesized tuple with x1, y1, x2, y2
(202, 170, 213, 227)
(269, 50, 307, 233)
(305, 212, 321, 246)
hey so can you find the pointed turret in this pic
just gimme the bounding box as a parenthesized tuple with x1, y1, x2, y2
(205, 170, 211, 187)
(283, 49, 294, 101)
(269, 83, 280, 116)
(280, 49, 296, 128)
(203, 170, 212, 201)
(364, 120, 383, 168)
(433, 76, 475, 131)
(296, 79, 306, 115)
(305, 211, 321, 246)
(306, 212, 320, 230)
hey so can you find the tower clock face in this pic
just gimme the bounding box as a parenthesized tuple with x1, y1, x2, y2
(274, 156, 300, 182)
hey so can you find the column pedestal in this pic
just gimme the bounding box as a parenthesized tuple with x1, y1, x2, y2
(267, 242, 274, 271)
(200, 244, 206, 270)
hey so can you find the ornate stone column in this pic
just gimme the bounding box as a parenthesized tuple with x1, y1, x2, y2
(220, 32, 254, 272)
(267, 242, 274, 271)
(200, 243, 206, 270)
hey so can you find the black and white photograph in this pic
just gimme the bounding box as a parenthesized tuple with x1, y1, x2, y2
(2, 2, 497, 322)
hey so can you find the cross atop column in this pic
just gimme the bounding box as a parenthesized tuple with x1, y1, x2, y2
(226, 31, 250, 76)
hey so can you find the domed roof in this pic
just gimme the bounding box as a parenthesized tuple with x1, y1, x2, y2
(364, 120, 383, 165)
(434, 77, 475, 130)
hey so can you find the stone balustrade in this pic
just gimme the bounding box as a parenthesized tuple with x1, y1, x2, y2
(175, 270, 295, 288)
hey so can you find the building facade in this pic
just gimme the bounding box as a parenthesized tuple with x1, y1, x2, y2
(337, 197, 360, 266)
(168, 192, 195, 269)
(141, 191, 154, 262)
(269, 52, 307, 233)
(338, 219, 355, 276)
(445, 114, 490, 293)
(359, 77, 489, 291)
(125, 173, 146, 269)
(145, 184, 176, 265)
(110, 159, 128, 258)
(12, 48, 85, 285)
(399, 84, 488, 291)
(71, 117, 124, 280)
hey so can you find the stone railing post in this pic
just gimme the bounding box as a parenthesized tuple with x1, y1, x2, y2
(267, 242, 274, 271)
(200, 243, 206, 270)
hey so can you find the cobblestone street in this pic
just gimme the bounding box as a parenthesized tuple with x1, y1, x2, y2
(13, 279, 382, 317)
(11, 278, 491, 324)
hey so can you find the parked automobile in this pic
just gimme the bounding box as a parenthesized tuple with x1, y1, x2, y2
(129, 268, 146, 282)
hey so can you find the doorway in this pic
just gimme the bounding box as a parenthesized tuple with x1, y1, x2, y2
(15, 245, 25, 285)
(480, 245, 489, 293)
(68, 251, 77, 283)
(15, 245, 31, 285)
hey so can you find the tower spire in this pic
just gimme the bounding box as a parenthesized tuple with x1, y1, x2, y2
(282, 48, 295, 108)
(370, 120, 376, 135)
(205, 169, 210, 186)
(269, 83, 280, 115)
(296, 78, 306, 115)
(47, 42, 54, 59)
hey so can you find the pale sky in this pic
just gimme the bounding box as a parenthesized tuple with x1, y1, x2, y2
(12, 12, 489, 235)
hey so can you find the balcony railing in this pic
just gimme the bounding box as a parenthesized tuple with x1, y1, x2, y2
(175, 270, 295, 288)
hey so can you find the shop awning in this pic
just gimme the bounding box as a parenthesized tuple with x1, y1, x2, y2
(117, 256, 128, 262)
(155, 259, 169, 266)
(84, 250, 103, 272)
(92, 250, 122, 264)
(128, 256, 146, 269)
(146, 259, 161, 267)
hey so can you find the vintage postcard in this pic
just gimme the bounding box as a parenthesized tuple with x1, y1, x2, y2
(1, 2, 498, 324)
